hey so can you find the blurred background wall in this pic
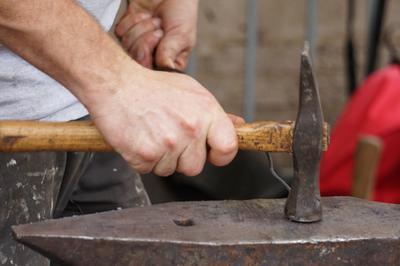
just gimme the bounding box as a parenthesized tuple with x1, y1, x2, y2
(190, 0, 400, 173)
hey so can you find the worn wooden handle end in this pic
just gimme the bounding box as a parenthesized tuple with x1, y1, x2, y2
(0, 120, 112, 152)
(236, 121, 329, 152)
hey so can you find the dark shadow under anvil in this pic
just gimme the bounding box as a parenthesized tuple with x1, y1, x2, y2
(12, 196, 400, 265)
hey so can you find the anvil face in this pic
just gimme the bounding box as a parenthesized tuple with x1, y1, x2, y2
(13, 197, 400, 265)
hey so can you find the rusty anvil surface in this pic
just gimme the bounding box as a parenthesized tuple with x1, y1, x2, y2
(13, 197, 400, 265)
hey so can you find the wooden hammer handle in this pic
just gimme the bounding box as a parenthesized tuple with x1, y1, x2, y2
(0, 120, 329, 153)
(352, 136, 383, 200)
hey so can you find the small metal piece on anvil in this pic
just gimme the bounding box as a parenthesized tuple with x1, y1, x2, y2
(285, 42, 324, 223)
(12, 197, 400, 266)
(173, 218, 195, 227)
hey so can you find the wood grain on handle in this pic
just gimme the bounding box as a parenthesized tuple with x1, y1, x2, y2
(236, 121, 329, 152)
(0, 120, 329, 153)
(0, 120, 112, 152)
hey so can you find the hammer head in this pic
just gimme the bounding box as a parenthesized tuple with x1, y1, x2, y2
(285, 43, 324, 223)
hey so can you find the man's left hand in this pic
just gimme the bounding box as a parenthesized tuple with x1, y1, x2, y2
(115, 0, 198, 71)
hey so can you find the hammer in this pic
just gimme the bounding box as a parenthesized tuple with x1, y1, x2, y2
(0, 43, 328, 222)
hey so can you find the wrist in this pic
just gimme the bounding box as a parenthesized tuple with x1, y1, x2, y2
(74, 49, 145, 113)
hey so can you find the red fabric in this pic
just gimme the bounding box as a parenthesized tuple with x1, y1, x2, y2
(320, 64, 400, 203)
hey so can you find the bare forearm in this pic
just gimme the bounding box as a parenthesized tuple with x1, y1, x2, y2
(0, 0, 239, 176)
(0, 0, 138, 107)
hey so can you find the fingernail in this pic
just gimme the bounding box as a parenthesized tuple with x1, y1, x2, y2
(167, 58, 176, 69)
(152, 18, 162, 27)
(154, 29, 164, 38)
(136, 49, 145, 62)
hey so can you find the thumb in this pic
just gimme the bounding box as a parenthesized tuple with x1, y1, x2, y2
(227, 113, 246, 125)
(155, 34, 191, 71)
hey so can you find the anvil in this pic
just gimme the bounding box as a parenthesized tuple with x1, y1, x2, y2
(11, 197, 400, 265)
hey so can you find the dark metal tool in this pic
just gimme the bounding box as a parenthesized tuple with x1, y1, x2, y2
(285, 43, 323, 223)
(12, 197, 400, 265)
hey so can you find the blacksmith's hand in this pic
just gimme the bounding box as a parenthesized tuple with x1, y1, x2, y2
(88, 66, 238, 177)
(115, 0, 198, 71)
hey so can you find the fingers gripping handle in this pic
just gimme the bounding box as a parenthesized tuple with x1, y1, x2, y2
(0, 120, 329, 153)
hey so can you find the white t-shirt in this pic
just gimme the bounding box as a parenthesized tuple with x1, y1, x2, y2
(0, 0, 121, 121)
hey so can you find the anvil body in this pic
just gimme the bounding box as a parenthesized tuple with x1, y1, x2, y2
(13, 197, 400, 265)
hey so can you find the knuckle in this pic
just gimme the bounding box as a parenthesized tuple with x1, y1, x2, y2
(178, 157, 204, 177)
(133, 12, 146, 20)
(195, 90, 218, 109)
(131, 17, 154, 32)
(135, 165, 152, 174)
(179, 31, 196, 50)
(218, 139, 238, 155)
(181, 119, 201, 139)
(180, 164, 203, 177)
(136, 146, 160, 163)
(204, 95, 218, 108)
(162, 135, 178, 150)
(154, 167, 175, 177)
(145, 19, 158, 29)
(123, 154, 153, 174)
(121, 151, 134, 164)
(190, 164, 204, 176)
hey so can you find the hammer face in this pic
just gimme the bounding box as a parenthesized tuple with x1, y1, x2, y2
(285, 43, 324, 223)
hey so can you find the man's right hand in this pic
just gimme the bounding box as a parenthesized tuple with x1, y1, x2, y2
(86, 65, 238, 177)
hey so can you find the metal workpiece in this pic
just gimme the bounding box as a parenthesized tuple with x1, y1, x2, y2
(12, 197, 400, 266)
(285, 43, 324, 223)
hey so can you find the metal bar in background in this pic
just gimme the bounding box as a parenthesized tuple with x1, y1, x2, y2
(244, 0, 259, 122)
(365, 0, 387, 76)
(346, 0, 358, 95)
(305, 0, 318, 60)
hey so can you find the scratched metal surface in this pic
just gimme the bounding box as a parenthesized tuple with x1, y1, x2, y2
(0, 152, 65, 266)
(285, 44, 324, 223)
(13, 197, 400, 265)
